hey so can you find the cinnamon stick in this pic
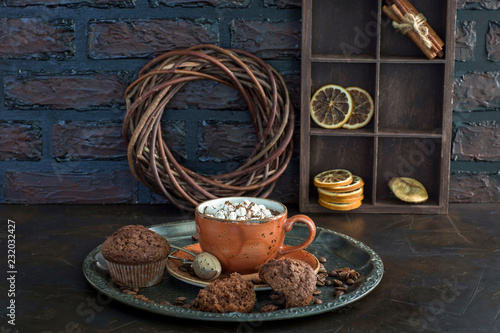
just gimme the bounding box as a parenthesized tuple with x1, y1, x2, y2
(392, 0, 442, 53)
(382, 5, 399, 24)
(399, 0, 445, 48)
(389, 4, 437, 60)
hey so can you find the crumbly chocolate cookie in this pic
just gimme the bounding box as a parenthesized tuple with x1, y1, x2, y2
(259, 258, 316, 308)
(101, 225, 170, 265)
(197, 273, 256, 313)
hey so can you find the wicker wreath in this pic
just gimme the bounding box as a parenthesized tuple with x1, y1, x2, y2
(122, 44, 294, 211)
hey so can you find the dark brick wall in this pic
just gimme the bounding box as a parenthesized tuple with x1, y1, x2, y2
(0, 0, 498, 204)
(451, 1, 500, 203)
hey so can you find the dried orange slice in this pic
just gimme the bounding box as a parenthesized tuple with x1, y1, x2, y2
(314, 169, 353, 188)
(317, 186, 363, 200)
(388, 177, 428, 203)
(322, 175, 364, 192)
(318, 198, 362, 211)
(319, 193, 364, 204)
(342, 87, 374, 129)
(310, 85, 353, 129)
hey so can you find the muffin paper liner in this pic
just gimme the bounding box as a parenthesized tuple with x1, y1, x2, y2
(105, 259, 167, 288)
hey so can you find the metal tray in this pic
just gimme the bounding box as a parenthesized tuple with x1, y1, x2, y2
(83, 220, 384, 322)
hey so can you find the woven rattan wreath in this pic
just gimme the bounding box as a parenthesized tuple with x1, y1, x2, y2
(122, 44, 294, 211)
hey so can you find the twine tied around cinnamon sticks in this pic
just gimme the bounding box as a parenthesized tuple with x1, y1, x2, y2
(392, 13, 433, 49)
(383, 0, 444, 60)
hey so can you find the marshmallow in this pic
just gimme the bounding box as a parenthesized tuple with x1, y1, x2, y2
(204, 200, 277, 220)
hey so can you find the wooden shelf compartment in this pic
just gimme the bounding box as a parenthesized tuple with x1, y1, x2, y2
(300, 0, 456, 214)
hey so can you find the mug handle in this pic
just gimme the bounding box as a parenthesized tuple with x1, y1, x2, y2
(278, 215, 316, 256)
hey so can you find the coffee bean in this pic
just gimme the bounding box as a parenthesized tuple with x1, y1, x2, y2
(339, 271, 349, 280)
(334, 290, 345, 298)
(318, 257, 327, 263)
(334, 286, 347, 292)
(325, 280, 332, 286)
(313, 289, 322, 296)
(342, 283, 348, 289)
(132, 287, 140, 293)
(122, 289, 137, 295)
(318, 267, 328, 274)
(159, 300, 172, 306)
(175, 296, 187, 305)
(316, 280, 326, 287)
(135, 294, 153, 303)
(346, 278, 355, 285)
(333, 279, 343, 287)
(329, 270, 338, 277)
(314, 298, 323, 304)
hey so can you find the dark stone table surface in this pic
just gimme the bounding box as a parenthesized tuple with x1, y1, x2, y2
(1, 203, 499, 332)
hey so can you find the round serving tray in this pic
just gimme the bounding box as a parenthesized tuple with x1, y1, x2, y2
(83, 220, 384, 322)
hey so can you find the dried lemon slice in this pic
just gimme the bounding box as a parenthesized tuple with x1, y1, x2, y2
(322, 175, 364, 192)
(342, 87, 375, 129)
(318, 198, 362, 211)
(314, 169, 353, 188)
(388, 177, 428, 203)
(310, 85, 353, 129)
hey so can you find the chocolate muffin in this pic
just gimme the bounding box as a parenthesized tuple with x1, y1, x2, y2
(101, 225, 170, 288)
(259, 258, 316, 308)
(196, 273, 256, 313)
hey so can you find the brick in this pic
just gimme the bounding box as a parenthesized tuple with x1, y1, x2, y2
(457, 0, 500, 10)
(449, 172, 500, 203)
(487, 21, 500, 62)
(150, 191, 169, 204)
(167, 80, 246, 110)
(268, 155, 300, 204)
(5, 170, 137, 204)
(4, 0, 135, 7)
(230, 20, 301, 59)
(456, 21, 476, 62)
(150, 0, 250, 7)
(453, 72, 500, 112)
(166, 72, 298, 111)
(161, 120, 187, 161)
(51, 121, 126, 161)
(281, 71, 301, 111)
(0, 18, 74, 60)
(88, 19, 219, 59)
(197, 120, 257, 162)
(4, 71, 129, 110)
(0, 121, 42, 161)
(452, 121, 500, 161)
(263, 0, 301, 8)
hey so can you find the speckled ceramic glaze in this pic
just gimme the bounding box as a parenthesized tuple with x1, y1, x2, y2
(195, 197, 316, 274)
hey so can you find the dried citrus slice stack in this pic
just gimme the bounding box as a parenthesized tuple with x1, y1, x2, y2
(314, 170, 364, 211)
(309, 85, 353, 129)
(342, 87, 375, 129)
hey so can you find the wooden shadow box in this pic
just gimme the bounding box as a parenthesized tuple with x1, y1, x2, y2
(300, 0, 456, 214)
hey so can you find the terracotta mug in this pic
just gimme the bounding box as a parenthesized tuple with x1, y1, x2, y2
(195, 197, 316, 274)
